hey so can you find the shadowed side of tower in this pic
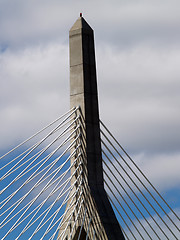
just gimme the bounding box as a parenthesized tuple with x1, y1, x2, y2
(58, 16, 125, 240)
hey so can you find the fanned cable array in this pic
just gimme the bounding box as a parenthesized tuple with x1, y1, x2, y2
(0, 107, 99, 240)
(0, 107, 84, 240)
(100, 120, 180, 240)
(0, 107, 179, 239)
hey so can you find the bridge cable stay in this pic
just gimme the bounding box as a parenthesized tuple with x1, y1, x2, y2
(34, 174, 83, 240)
(0, 115, 77, 183)
(0, 107, 100, 240)
(0, 154, 80, 231)
(0, 120, 81, 211)
(105, 175, 143, 239)
(0, 115, 80, 198)
(102, 150, 161, 239)
(0, 107, 179, 239)
(104, 169, 152, 240)
(57, 193, 99, 240)
(0, 107, 78, 162)
(57, 108, 179, 239)
(0, 108, 85, 240)
(100, 119, 180, 239)
(100, 120, 179, 222)
(15, 160, 83, 240)
(103, 159, 153, 240)
(102, 141, 170, 239)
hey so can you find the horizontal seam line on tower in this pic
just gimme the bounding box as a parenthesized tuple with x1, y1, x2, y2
(70, 63, 95, 67)
(70, 92, 97, 97)
(70, 63, 83, 67)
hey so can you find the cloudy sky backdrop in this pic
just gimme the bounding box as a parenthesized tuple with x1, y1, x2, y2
(0, 0, 180, 224)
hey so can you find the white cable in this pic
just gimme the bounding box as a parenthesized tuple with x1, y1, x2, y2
(1, 136, 80, 235)
(1, 162, 82, 240)
(0, 137, 80, 226)
(2, 126, 75, 186)
(41, 179, 83, 240)
(16, 161, 82, 240)
(0, 115, 77, 182)
(0, 148, 68, 216)
(15, 177, 72, 240)
(48, 178, 83, 240)
(64, 198, 84, 240)
(0, 147, 43, 182)
(0, 144, 37, 174)
(30, 177, 83, 240)
(0, 126, 80, 213)
(0, 108, 83, 239)
(21, 156, 82, 235)
(0, 139, 74, 218)
(0, 107, 78, 161)
(32, 178, 83, 240)
(13, 171, 73, 234)
(0, 120, 77, 204)
(0, 138, 81, 233)
(69, 197, 84, 240)
(37, 165, 83, 239)
(58, 195, 84, 240)
(1, 166, 72, 231)
(0, 115, 79, 196)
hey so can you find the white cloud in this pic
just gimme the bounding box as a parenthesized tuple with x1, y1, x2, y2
(124, 207, 180, 239)
(98, 45, 180, 154)
(0, 0, 180, 49)
(133, 152, 180, 191)
(103, 149, 180, 196)
(0, 42, 69, 149)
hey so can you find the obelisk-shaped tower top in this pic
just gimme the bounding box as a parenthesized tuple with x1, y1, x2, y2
(70, 14, 92, 32)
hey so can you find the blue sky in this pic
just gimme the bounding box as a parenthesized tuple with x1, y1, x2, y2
(0, 0, 180, 238)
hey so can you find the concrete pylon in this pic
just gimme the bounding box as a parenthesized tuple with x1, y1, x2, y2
(59, 15, 125, 240)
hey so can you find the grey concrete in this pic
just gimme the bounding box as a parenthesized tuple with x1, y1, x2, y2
(59, 16, 125, 240)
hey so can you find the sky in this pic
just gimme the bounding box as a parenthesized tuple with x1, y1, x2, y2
(0, 0, 180, 236)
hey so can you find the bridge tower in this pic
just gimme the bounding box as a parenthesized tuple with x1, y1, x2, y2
(58, 15, 125, 240)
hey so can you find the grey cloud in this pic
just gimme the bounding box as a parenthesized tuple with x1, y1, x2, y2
(124, 208, 180, 239)
(0, 43, 69, 150)
(0, 0, 180, 49)
(97, 45, 180, 154)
